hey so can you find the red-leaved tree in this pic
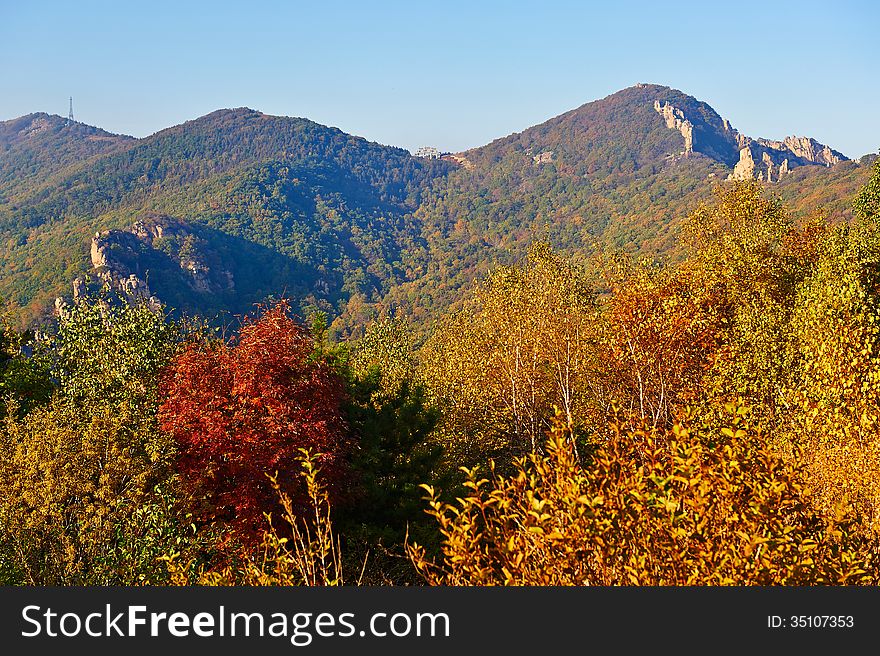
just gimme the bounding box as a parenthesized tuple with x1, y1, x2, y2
(158, 302, 350, 541)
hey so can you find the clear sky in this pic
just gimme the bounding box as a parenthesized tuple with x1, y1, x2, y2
(1, 0, 878, 157)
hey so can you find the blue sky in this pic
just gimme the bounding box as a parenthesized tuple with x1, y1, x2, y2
(1, 0, 878, 157)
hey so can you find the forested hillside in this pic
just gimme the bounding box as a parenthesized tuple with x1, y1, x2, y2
(3, 163, 880, 585)
(0, 113, 133, 202)
(386, 85, 872, 323)
(0, 85, 872, 333)
(0, 108, 450, 326)
(2, 76, 880, 585)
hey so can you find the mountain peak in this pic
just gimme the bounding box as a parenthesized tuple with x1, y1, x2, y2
(0, 112, 131, 142)
(562, 84, 849, 180)
(0, 112, 134, 200)
(199, 107, 264, 120)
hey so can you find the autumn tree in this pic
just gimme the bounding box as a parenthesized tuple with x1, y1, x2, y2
(853, 156, 880, 222)
(158, 301, 351, 541)
(783, 214, 880, 532)
(0, 297, 190, 584)
(350, 315, 419, 398)
(421, 244, 596, 465)
(0, 399, 191, 584)
(163, 451, 349, 586)
(681, 182, 801, 420)
(592, 253, 721, 429)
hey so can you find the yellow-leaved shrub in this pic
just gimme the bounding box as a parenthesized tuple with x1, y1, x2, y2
(408, 407, 876, 585)
(163, 450, 352, 586)
(0, 398, 173, 584)
(784, 219, 880, 532)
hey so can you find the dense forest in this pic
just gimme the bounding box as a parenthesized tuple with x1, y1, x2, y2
(2, 159, 880, 585)
(2, 82, 880, 585)
(0, 108, 453, 328)
(1, 85, 873, 336)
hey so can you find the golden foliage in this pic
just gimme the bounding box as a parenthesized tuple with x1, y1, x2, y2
(784, 219, 880, 531)
(409, 407, 876, 585)
(421, 244, 597, 465)
(164, 450, 356, 586)
(7, 174, 880, 587)
(593, 255, 722, 428)
(682, 182, 797, 413)
(0, 398, 172, 584)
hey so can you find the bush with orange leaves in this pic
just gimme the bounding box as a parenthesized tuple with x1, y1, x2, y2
(408, 405, 877, 585)
(594, 255, 723, 430)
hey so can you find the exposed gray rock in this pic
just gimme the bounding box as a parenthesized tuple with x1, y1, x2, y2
(654, 100, 694, 155)
(729, 146, 757, 181)
(779, 158, 789, 177)
(781, 136, 844, 166)
(651, 97, 848, 182)
(72, 277, 86, 300)
(60, 214, 235, 312)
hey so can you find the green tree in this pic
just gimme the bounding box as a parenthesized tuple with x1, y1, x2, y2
(51, 295, 179, 410)
(0, 296, 205, 584)
(682, 182, 799, 421)
(853, 156, 880, 221)
(343, 317, 443, 542)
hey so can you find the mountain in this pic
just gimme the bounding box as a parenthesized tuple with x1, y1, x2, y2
(0, 108, 451, 325)
(651, 90, 847, 177)
(381, 84, 870, 320)
(0, 85, 873, 331)
(0, 113, 133, 204)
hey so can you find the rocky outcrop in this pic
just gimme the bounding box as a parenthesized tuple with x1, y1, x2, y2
(442, 153, 474, 170)
(728, 144, 789, 183)
(754, 136, 844, 166)
(532, 150, 554, 164)
(57, 214, 234, 312)
(23, 116, 52, 137)
(654, 100, 694, 155)
(727, 134, 845, 183)
(780, 136, 844, 166)
(779, 158, 789, 177)
(651, 95, 848, 183)
(80, 229, 161, 309)
(128, 216, 233, 295)
(729, 146, 757, 181)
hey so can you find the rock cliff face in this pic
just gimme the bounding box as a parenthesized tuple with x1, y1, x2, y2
(727, 145, 793, 183)
(729, 146, 757, 181)
(654, 100, 694, 155)
(779, 136, 845, 166)
(651, 97, 848, 182)
(85, 229, 160, 307)
(727, 135, 843, 183)
(57, 214, 234, 311)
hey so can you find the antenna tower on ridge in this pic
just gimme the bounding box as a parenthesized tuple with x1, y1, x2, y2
(67, 97, 74, 126)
